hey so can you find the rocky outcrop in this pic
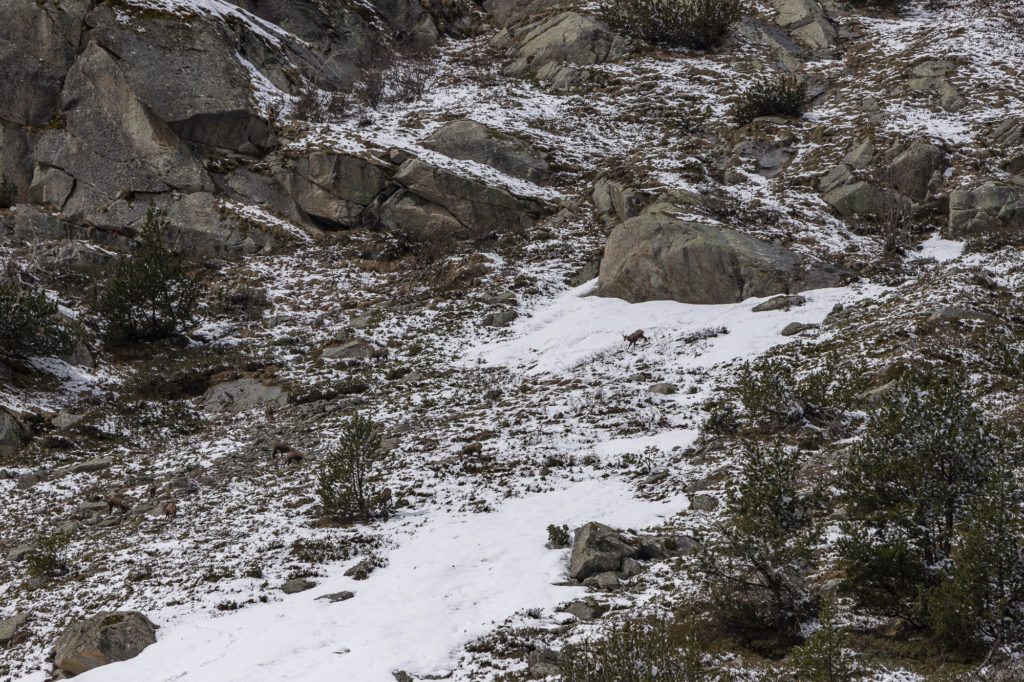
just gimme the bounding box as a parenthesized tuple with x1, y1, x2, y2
(948, 183, 1024, 236)
(283, 152, 389, 229)
(54, 611, 156, 675)
(592, 177, 644, 224)
(502, 12, 629, 90)
(889, 139, 944, 202)
(203, 378, 289, 413)
(485, 0, 565, 26)
(422, 120, 551, 184)
(908, 60, 966, 112)
(0, 408, 27, 457)
(769, 0, 837, 51)
(598, 202, 850, 304)
(822, 181, 886, 217)
(569, 522, 638, 581)
(0, 612, 30, 646)
(376, 159, 546, 241)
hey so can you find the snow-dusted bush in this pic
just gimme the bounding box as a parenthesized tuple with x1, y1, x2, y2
(96, 207, 203, 348)
(839, 369, 1024, 655)
(316, 414, 392, 522)
(0, 282, 77, 359)
(560, 616, 707, 681)
(692, 442, 820, 650)
(730, 73, 807, 126)
(25, 530, 72, 578)
(790, 597, 856, 681)
(600, 0, 742, 50)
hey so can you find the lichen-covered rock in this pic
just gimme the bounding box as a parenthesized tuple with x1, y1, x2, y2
(285, 152, 389, 229)
(948, 183, 1024, 235)
(203, 378, 289, 413)
(598, 202, 850, 304)
(54, 611, 156, 675)
(422, 120, 550, 184)
(822, 180, 886, 217)
(769, 0, 836, 50)
(504, 12, 628, 90)
(0, 612, 30, 646)
(889, 139, 944, 202)
(568, 522, 637, 581)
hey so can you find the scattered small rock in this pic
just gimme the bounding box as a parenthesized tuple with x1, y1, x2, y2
(281, 578, 317, 594)
(780, 322, 818, 336)
(648, 383, 677, 395)
(690, 493, 719, 512)
(526, 647, 563, 676)
(582, 571, 620, 590)
(752, 295, 806, 312)
(559, 598, 607, 621)
(316, 591, 355, 603)
(344, 559, 376, 581)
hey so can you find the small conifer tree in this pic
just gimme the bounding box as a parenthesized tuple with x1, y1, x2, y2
(317, 414, 391, 521)
(791, 597, 856, 682)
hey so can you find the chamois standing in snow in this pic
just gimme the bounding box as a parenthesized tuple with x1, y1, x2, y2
(104, 494, 129, 514)
(624, 329, 647, 347)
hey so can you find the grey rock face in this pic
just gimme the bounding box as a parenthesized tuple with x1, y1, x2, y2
(592, 177, 644, 224)
(485, 0, 564, 26)
(948, 183, 1024, 236)
(0, 408, 26, 457)
(380, 159, 545, 241)
(203, 378, 289, 413)
(7, 544, 33, 562)
(889, 139, 944, 202)
(648, 383, 677, 395)
(568, 522, 637, 581)
(690, 493, 719, 511)
(54, 611, 156, 675)
(504, 12, 629, 90)
(422, 120, 550, 184)
(598, 203, 849, 304)
(285, 152, 389, 229)
(321, 339, 377, 359)
(0, 612, 30, 646)
(781, 321, 818, 336)
(769, 0, 836, 50)
(822, 180, 886, 217)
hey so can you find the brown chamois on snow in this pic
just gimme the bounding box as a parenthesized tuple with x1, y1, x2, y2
(270, 441, 292, 457)
(283, 450, 305, 466)
(460, 441, 482, 456)
(377, 487, 393, 512)
(146, 481, 158, 499)
(105, 494, 129, 513)
(164, 502, 178, 519)
(624, 329, 647, 347)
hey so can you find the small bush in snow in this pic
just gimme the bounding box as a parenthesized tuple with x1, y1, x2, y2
(560, 616, 707, 681)
(316, 413, 392, 522)
(546, 524, 571, 548)
(0, 282, 77, 359)
(26, 530, 72, 578)
(600, 0, 742, 50)
(96, 207, 203, 348)
(839, 369, 1024, 655)
(790, 597, 856, 681)
(730, 73, 807, 126)
(691, 441, 820, 651)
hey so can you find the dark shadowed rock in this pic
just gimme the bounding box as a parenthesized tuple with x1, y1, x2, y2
(598, 203, 849, 304)
(281, 578, 317, 594)
(0, 408, 26, 457)
(485, 0, 565, 26)
(54, 611, 156, 675)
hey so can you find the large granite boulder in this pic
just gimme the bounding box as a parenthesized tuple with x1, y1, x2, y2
(485, 0, 565, 26)
(423, 120, 551, 184)
(0, 408, 27, 457)
(769, 0, 836, 51)
(569, 522, 638, 581)
(54, 611, 156, 675)
(284, 152, 389, 229)
(948, 183, 1024, 236)
(889, 139, 944, 202)
(598, 201, 850, 304)
(504, 12, 629, 90)
(378, 159, 546, 241)
(822, 181, 886, 217)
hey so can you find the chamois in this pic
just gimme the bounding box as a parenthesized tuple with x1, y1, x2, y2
(105, 494, 129, 514)
(164, 502, 178, 519)
(460, 442, 483, 456)
(270, 441, 292, 457)
(283, 450, 305, 466)
(146, 482, 158, 499)
(624, 329, 647, 347)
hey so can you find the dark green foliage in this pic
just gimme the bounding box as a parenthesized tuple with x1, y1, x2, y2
(316, 414, 391, 522)
(734, 352, 867, 431)
(839, 369, 1024, 652)
(26, 531, 72, 577)
(0, 175, 15, 208)
(96, 207, 203, 348)
(693, 442, 820, 647)
(546, 523, 571, 548)
(0, 282, 77, 358)
(730, 73, 807, 126)
(560, 616, 707, 682)
(791, 597, 856, 681)
(600, 0, 742, 49)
